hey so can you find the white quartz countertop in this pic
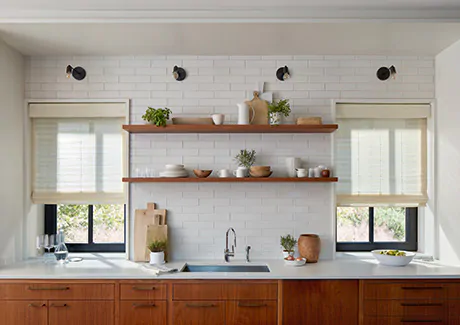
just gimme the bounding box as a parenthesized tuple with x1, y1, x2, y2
(1, 254, 460, 280)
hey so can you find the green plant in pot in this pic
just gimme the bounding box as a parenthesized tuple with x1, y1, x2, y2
(147, 240, 167, 265)
(142, 107, 172, 127)
(268, 99, 291, 126)
(280, 234, 297, 258)
(234, 149, 256, 177)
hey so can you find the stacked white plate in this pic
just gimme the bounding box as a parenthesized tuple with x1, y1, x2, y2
(159, 164, 189, 178)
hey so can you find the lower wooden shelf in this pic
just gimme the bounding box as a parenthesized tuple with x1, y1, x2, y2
(122, 177, 338, 183)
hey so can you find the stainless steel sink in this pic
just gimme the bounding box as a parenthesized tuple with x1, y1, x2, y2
(181, 264, 270, 273)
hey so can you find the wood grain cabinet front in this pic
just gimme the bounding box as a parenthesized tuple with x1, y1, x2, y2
(119, 301, 167, 325)
(48, 301, 114, 325)
(172, 301, 225, 325)
(362, 316, 445, 325)
(120, 283, 167, 300)
(0, 300, 48, 325)
(226, 300, 277, 325)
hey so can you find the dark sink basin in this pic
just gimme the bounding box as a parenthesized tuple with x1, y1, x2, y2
(181, 264, 270, 273)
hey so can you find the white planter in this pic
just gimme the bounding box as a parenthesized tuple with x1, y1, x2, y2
(149, 251, 165, 265)
(282, 250, 294, 258)
(269, 112, 282, 126)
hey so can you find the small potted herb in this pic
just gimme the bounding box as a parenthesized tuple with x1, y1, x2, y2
(268, 99, 291, 126)
(280, 234, 297, 258)
(142, 107, 172, 127)
(234, 149, 256, 177)
(147, 240, 167, 265)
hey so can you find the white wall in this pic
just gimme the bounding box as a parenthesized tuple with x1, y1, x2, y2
(435, 40, 460, 265)
(25, 55, 434, 260)
(0, 39, 25, 265)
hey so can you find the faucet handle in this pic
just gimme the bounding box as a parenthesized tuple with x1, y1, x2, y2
(245, 245, 251, 252)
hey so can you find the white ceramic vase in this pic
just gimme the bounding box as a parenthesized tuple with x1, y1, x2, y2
(149, 251, 164, 265)
(269, 112, 282, 125)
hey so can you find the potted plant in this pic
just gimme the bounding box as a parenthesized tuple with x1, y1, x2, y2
(268, 99, 291, 126)
(280, 234, 297, 258)
(147, 240, 167, 265)
(234, 149, 256, 177)
(142, 107, 172, 127)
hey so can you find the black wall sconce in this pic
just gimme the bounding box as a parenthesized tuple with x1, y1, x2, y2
(66, 65, 86, 81)
(173, 66, 187, 81)
(377, 65, 397, 81)
(276, 66, 291, 81)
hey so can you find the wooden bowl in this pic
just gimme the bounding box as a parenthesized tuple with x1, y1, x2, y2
(193, 170, 213, 178)
(250, 166, 271, 172)
(249, 170, 273, 178)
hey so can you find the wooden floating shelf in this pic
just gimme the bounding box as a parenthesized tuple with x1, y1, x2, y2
(122, 124, 338, 134)
(123, 177, 338, 183)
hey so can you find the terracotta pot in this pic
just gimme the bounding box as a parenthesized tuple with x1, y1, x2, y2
(298, 234, 321, 263)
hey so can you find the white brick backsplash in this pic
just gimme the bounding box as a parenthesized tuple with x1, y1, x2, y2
(25, 55, 434, 261)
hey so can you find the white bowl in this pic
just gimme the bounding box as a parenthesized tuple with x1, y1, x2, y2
(284, 258, 306, 267)
(372, 250, 416, 267)
(165, 164, 185, 170)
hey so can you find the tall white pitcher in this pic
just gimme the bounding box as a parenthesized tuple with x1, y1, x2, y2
(237, 103, 255, 125)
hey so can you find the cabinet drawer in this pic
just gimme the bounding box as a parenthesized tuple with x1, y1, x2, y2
(364, 300, 446, 317)
(48, 301, 114, 325)
(363, 282, 446, 300)
(0, 283, 114, 300)
(226, 301, 277, 325)
(173, 282, 277, 300)
(172, 301, 225, 325)
(120, 301, 167, 325)
(363, 316, 444, 325)
(120, 284, 167, 300)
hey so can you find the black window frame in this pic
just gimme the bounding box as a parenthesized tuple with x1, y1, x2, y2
(44, 204, 126, 253)
(336, 207, 418, 252)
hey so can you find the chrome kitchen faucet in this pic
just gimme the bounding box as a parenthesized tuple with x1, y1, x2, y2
(224, 228, 236, 262)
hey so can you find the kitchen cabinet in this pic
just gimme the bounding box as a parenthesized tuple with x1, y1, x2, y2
(226, 300, 277, 325)
(282, 280, 359, 325)
(0, 300, 48, 325)
(48, 301, 113, 325)
(120, 301, 167, 325)
(172, 301, 225, 325)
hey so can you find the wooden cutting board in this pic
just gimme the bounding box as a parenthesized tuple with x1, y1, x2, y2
(246, 91, 269, 125)
(133, 203, 167, 262)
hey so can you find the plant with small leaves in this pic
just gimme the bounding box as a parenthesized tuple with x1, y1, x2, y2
(234, 149, 256, 169)
(280, 234, 297, 253)
(142, 107, 172, 127)
(147, 240, 167, 253)
(268, 99, 291, 117)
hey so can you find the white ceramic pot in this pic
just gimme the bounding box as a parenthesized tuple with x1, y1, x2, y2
(233, 166, 248, 178)
(212, 113, 225, 125)
(282, 250, 294, 258)
(269, 112, 282, 125)
(149, 251, 165, 265)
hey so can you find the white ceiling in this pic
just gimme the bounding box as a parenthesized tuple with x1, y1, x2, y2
(2, 0, 460, 10)
(1, 23, 460, 56)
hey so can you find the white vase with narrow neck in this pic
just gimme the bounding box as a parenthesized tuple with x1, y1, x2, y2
(237, 103, 255, 125)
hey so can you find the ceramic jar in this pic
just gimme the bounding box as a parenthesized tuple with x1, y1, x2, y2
(269, 112, 282, 125)
(298, 234, 321, 263)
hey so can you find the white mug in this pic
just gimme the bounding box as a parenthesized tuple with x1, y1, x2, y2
(296, 170, 307, 178)
(212, 113, 225, 125)
(286, 157, 301, 178)
(217, 169, 231, 178)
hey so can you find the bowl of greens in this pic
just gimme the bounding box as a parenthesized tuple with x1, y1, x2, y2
(371, 249, 416, 267)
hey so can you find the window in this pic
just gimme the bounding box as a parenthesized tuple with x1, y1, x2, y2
(30, 102, 128, 252)
(45, 204, 126, 252)
(335, 103, 430, 251)
(336, 207, 417, 251)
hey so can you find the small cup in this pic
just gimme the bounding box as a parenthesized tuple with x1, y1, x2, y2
(217, 169, 231, 178)
(296, 170, 307, 178)
(212, 114, 225, 125)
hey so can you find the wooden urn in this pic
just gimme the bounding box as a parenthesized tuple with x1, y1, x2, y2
(298, 234, 321, 263)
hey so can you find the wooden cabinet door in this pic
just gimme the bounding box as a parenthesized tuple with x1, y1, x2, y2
(48, 301, 114, 325)
(282, 280, 359, 325)
(227, 301, 277, 325)
(120, 301, 167, 325)
(172, 301, 225, 325)
(0, 301, 47, 325)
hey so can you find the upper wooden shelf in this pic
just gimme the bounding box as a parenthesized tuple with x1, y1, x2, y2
(122, 124, 338, 134)
(123, 177, 338, 183)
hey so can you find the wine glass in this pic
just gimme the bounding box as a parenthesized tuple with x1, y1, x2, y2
(44, 234, 56, 263)
(36, 235, 45, 259)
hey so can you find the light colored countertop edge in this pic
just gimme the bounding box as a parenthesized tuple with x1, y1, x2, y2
(1, 254, 460, 280)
